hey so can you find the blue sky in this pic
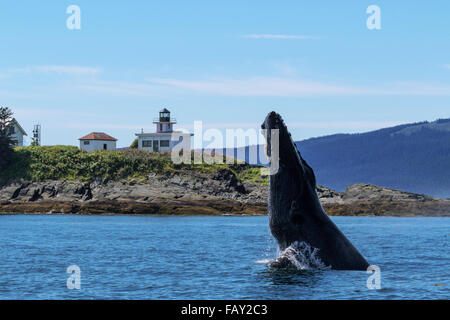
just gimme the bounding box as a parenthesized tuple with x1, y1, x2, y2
(1, 0, 450, 147)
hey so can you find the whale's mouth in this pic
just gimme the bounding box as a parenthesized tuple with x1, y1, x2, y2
(261, 111, 309, 174)
(261, 111, 317, 210)
(261, 111, 283, 159)
(268, 241, 330, 270)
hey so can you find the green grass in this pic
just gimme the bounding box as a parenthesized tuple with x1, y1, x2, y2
(236, 167, 269, 186)
(0, 145, 268, 185)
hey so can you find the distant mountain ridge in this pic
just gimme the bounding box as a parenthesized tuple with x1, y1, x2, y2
(232, 118, 450, 198)
(297, 118, 450, 198)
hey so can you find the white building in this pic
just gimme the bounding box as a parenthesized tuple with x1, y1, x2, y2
(136, 108, 192, 152)
(79, 132, 117, 152)
(9, 118, 27, 147)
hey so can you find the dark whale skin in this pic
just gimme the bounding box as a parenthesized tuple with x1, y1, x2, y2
(262, 111, 369, 270)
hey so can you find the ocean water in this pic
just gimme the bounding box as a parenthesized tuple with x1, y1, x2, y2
(0, 215, 448, 300)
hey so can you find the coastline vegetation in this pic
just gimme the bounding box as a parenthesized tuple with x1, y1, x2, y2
(0, 107, 14, 170)
(0, 145, 268, 185)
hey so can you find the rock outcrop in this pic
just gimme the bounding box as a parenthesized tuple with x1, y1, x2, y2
(0, 169, 267, 215)
(321, 183, 450, 217)
(0, 173, 449, 216)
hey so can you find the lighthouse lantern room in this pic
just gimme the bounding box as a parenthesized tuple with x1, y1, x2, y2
(153, 108, 177, 133)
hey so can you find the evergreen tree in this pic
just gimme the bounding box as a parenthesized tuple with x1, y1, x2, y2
(0, 107, 14, 170)
(130, 138, 138, 149)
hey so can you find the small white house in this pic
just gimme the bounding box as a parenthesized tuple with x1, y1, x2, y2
(135, 108, 192, 152)
(79, 132, 117, 152)
(9, 118, 27, 147)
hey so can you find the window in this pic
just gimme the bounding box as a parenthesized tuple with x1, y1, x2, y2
(160, 140, 170, 147)
(9, 126, 15, 134)
(160, 124, 163, 131)
(103, 144, 107, 150)
(84, 141, 90, 145)
(142, 140, 152, 148)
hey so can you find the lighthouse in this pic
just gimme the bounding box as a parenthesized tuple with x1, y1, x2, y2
(135, 108, 192, 152)
(154, 108, 176, 133)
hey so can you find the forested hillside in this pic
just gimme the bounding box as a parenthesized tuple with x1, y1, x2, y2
(231, 118, 450, 198)
(297, 119, 450, 198)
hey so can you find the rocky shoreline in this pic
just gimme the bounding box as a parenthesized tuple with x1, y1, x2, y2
(1, 169, 449, 216)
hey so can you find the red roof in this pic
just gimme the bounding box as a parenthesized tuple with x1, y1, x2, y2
(79, 132, 117, 141)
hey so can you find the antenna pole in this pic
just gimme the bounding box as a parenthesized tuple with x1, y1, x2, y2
(32, 124, 41, 146)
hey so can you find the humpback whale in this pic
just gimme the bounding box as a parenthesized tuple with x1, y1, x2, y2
(262, 111, 369, 270)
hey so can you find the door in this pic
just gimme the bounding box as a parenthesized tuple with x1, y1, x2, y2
(153, 140, 159, 152)
(103, 144, 107, 150)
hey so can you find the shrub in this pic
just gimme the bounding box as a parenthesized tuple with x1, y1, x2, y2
(0, 145, 268, 185)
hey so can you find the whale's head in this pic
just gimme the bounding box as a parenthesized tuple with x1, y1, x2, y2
(261, 111, 320, 250)
(261, 111, 316, 186)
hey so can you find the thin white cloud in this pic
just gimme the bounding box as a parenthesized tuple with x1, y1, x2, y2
(146, 77, 450, 97)
(13, 108, 100, 119)
(177, 121, 405, 130)
(77, 81, 157, 96)
(392, 81, 450, 95)
(147, 77, 363, 96)
(273, 62, 298, 77)
(62, 122, 149, 131)
(242, 34, 319, 40)
(56, 120, 404, 130)
(8, 65, 101, 77)
(287, 121, 406, 130)
(5, 66, 450, 98)
(34, 65, 101, 76)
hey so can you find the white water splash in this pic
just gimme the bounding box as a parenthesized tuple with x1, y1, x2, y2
(254, 259, 272, 265)
(269, 241, 330, 270)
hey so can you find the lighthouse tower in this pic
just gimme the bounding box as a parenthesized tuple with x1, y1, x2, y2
(136, 108, 192, 152)
(153, 108, 176, 133)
